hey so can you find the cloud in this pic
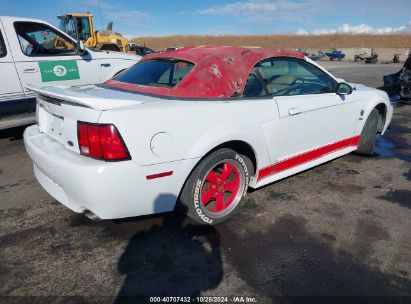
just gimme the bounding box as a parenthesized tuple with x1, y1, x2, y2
(297, 21, 411, 35)
(61, 0, 151, 23)
(194, 0, 305, 21)
(197, 1, 299, 15)
(296, 28, 308, 35)
(194, 0, 411, 29)
(108, 10, 151, 21)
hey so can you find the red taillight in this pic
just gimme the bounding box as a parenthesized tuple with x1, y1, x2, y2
(77, 122, 130, 161)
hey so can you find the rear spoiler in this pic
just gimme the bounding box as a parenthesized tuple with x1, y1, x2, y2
(25, 85, 139, 111)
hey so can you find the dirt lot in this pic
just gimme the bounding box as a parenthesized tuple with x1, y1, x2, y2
(130, 34, 411, 51)
(1, 62, 411, 302)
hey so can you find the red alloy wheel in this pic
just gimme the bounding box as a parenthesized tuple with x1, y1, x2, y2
(201, 162, 241, 213)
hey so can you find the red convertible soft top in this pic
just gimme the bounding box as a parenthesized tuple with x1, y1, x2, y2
(104, 45, 305, 98)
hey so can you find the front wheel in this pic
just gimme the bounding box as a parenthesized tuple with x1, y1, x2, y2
(178, 148, 253, 225)
(356, 108, 380, 155)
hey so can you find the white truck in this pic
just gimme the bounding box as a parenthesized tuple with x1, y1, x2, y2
(0, 16, 141, 130)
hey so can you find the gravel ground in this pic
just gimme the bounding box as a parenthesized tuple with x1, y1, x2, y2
(0, 62, 410, 303)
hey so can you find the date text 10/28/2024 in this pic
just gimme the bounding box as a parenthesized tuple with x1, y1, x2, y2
(149, 296, 258, 303)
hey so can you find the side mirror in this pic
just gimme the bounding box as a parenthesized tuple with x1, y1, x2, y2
(76, 40, 86, 55)
(336, 82, 352, 95)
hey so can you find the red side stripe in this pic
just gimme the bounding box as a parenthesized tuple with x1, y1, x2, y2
(257, 135, 360, 182)
(146, 171, 173, 180)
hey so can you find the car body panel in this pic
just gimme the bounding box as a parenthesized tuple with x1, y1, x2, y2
(24, 125, 199, 218)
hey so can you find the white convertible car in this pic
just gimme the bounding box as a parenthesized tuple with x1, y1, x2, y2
(24, 46, 393, 224)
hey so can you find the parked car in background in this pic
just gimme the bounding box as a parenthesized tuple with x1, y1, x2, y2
(0, 16, 141, 130)
(384, 53, 411, 101)
(308, 50, 325, 61)
(354, 52, 368, 62)
(392, 54, 400, 63)
(296, 48, 309, 56)
(325, 49, 345, 61)
(24, 46, 392, 225)
(128, 43, 155, 56)
(365, 50, 378, 64)
(165, 46, 183, 52)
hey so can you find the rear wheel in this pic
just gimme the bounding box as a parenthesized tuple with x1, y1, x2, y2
(178, 148, 252, 225)
(356, 108, 380, 155)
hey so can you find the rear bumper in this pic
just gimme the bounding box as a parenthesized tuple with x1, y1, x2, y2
(24, 125, 197, 219)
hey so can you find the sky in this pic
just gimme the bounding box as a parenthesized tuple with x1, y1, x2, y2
(1, 0, 411, 37)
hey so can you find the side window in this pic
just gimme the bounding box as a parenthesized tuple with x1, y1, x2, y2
(244, 58, 337, 98)
(76, 17, 92, 42)
(0, 30, 6, 58)
(156, 61, 194, 86)
(243, 65, 268, 97)
(65, 18, 77, 40)
(14, 22, 76, 57)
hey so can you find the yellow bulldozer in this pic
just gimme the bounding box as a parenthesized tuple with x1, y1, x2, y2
(57, 13, 129, 52)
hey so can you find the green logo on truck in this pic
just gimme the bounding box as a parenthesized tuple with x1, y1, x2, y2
(38, 60, 80, 82)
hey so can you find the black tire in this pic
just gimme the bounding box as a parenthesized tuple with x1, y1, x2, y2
(356, 108, 380, 155)
(178, 148, 253, 225)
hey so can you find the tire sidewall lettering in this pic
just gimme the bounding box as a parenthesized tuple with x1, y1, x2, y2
(193, 179, 213, 224)
(235, 154, 249, 197)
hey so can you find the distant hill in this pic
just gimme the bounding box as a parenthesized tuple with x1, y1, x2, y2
(130, 34, 411, 51)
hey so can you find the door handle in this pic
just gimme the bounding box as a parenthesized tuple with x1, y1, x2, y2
(288, 107, 301, 115)
(23, 67, 38, 73)
(101, 63, 111, 67)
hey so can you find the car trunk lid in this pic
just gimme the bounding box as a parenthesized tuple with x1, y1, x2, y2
(27, 84, 144, 110)
(27, 85, 144, 153)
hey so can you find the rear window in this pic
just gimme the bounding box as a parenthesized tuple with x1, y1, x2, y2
(114, 59, 194, 88)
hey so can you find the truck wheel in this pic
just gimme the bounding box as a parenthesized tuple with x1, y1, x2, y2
(178, 148, 253, 225)
(356, 108, 380, 155)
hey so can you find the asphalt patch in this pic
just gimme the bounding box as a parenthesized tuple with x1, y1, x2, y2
(219, 215, 411, 296)
(378, 190, 411, 209)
